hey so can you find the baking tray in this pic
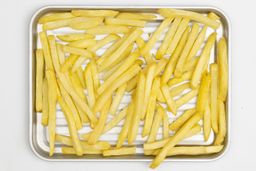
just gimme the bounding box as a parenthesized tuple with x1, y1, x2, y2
(29, 5, 231, 161)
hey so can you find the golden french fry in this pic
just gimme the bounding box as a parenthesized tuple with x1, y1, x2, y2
(191, 32, 216, 88)
(210, 64, 218, 133)
(109, 83, 127, 115)
(41, 78, 48, 126)
(136, 37, 145, 50)
(76, 67, 86, 89)
(88, 34, 120, 52)
(69, 71, 86, 100)
(204, 99, 211, 141)
(161, 26, 190, 84)
(169, 108, 196, 131)
(45, 70, 58, 156)
(105, 18, 146, 27)
(154, 58, 168, 77)
(103, 147, 136, 156)
(144, 53, 154, 64)
(158, 8, 220, 29)
(71, 56, 87, 73)
(39, 12, 75, 24)
(86, 25, 130, 35)
(167, 70, 193, 87)
(69, 17, 103, 30)
(57, 33, 95, 42)
(126, 76, 137, 92)
(58, 97, 83, 156)
(128, 72, 145, 144)
(214, 100, 226, 145)
(117, 12, 157, 20)
(150, 113, 202, 168)
(169, 82, 190, 97)
(61, 54, 79, 72)
(196, 73, 211, 113)
(156, 88, 165, 103)
(163, 110, 169, 139)
(141, 18, 173, 56)
(176, 87, 199, 108)
(174, 23, 200, 77)
(84, 64, 96, 108)
(71, 9, 118, 17)
(217, 37, 228, 102)
(143, 77, 160, 137)
(39, 31, 54, 70)
(166, 18, 190, 56)
(161, 85, 177, 115)
(62, 45, 93, 58)
(184, 56, 199, 72)
(61, 147, 102, 155)
(68, 39, 96, 49)
(36, 49, 44, 112)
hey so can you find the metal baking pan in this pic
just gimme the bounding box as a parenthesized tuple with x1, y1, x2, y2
(29, 5, 231, 161)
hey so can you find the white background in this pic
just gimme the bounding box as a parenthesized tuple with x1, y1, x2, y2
(0, 0, 255, 170)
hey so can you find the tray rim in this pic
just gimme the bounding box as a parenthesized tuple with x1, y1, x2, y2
(29, 5, 231, 162)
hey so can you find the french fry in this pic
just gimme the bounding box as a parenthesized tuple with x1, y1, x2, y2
(150, 113, 202, 168)
(169, 82, 190, 97)
(117, 12, 157, 20)
(166, 18, 190, 56)
(156, 17, 181, 59)
(204, 99, 211, 141)
(86, 25, 130, 35)
(105, 18, 146, 27)
(141, 18, 173, 56)
(48, 35, 61, 73)
(141, 63, 156, 119)
(128, 72, 145, 144)
(161, 26, 190, 84)
(169, 108, 196, 131)
(39, 31, 54, 70)
(168, 70, 193, 87)
(69, 71, 86, 100)
(147, 106, 164, 143)
(158, 8, 220, 29)
(62, 45, 93, 58)
(217, 37, 228, 101)
(136, 37, 145, 50)
(103, 147, 136, 156)
(61, 54, 79, 72)
(71, 56, 87, 73)
(196, 73, 211, 113)
(109, 83, 127, 115)
(36, 49, 44, 112)
(163, 110, 169, 139)
(76, 67, 86, 89)
(214, 100, 226, 145)
(191, 32, 216, 88)
(174, 23, 200, 77)
(42, 17, 86, 30)
(156, 88, 165, 103)
(143, 77, 160, 137)
(90, 59, 100, 92)
(184, 57, 199, 72)
(58, 97, 83, 156)
(88, 34, 120, 52)
(45, 70, 58, 156)
(68, 39, 96, 48)
(210, 64, 218, 133)
(126, 76, 137, 92)
(62, 147, 102, 155)
(71, 9, 118, 17)
(94, 64, 141, 113)
(161, 85, 177, 115)
(144, 53, 154, 64)
(69, 17, 103, 30)
(41, 78, 48, 126)
(88, 100, 111, 145)
(57, 33, 95, 42)
(100, 28, 143, 70)
(39, 12, 75, 24)
(154, 58, 168, 77)
(176, 87, 199, 108)
(84, 64, 96, 108)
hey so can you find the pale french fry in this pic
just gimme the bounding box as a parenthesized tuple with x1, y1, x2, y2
(184, 56, 199, 72)
(94, 64, 141, 113)
(153, 58, 168, 77)
(161, 85, 177, 115)
(161, 26, 190, 83)
(217, 37, 228, 102)
(88, 100, 111, 145)
(141, 63, 156, 119)
(156, 88, 165, 103)
(196, 73, 211, 113)
(169, 108, 196, 131)
(69, 17, 103, 30)
(62, 147, 102, 155)
(144, 53, 154, 64)
(168, 70, 193, 87)
(158, 8, 220, 29)
(48, 35, 62, 73)
(150, 113, 202, 168)
(103, 147, 136, 156)
(191, 32, 216, 88)
(141, 18, 173, 56)
(109, 83, 127, 115)
(126, 76, 137, 92)
(76, 104, 90, 124)
(88, 34, 120, 52)
(61, 54, 79, 72)
(204, 99, 211, 141)
(100, 28, 143, 70)
(116, 103, 134, 147)
(68, 39, 96, 49)
(39, 31, 54, 70)
(117, 12, 157, 20)
(169, 82, 190, 97)
(163, 110, 169, 139)
(71, 56, 87, 73)
(166, 18, 190, 56)
(41, 78, 48, 126)
(174, 23, 200, 77)
(57, 33, 95, 42)
(56, 44, 65, 64)
(39, 12, 75, 24)
(45, 70, 58, 156)
(42, 17, 86, 30)
(90, 59, 100, 92)
(105, 18, 146, 27)
(58, 97, 83, 156)
(36, 49, 44, 112)
(214, 100, 226, 145)
(69, 71, 86, 100)
(102, 60, 124, 80)
(128, 72, 145, 144)
(156, 17, 181, 59)
(62, 45, 93, 58)
(86, 25, 130, 35)
(143, 77, 160, 137)
(136, 37, 145, 50)
(210, 64, 218, 133)
(97, 51, 139, 94)
(71, 9, 118, 17)
(84, 64, 96, 108)
(76, 67, 86, 89)
(176, 87, 199, 108)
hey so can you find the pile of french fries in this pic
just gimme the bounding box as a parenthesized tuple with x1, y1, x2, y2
(35, 8, 228, 168)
